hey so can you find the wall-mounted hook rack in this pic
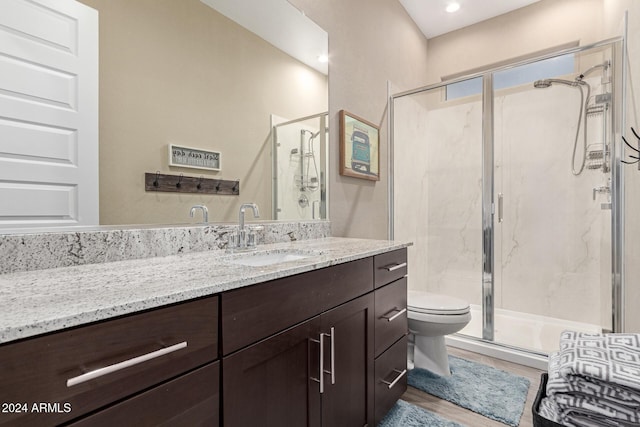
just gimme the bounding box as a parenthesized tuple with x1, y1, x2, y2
(145, 172, 240, 195)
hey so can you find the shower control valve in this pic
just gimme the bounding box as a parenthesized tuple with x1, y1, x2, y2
(592, 185, 610, 201)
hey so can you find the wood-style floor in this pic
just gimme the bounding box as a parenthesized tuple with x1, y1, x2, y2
(401, 347, 545, 427)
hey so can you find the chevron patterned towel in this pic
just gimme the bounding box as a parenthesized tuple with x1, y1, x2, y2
(539, 331, 640, 427)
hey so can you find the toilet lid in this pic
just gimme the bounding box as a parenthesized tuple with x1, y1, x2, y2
(408, 291, 470, 315)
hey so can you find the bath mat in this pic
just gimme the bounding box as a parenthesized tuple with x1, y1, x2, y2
(378, 399, 467, 427)
(407, 355, 530, 427)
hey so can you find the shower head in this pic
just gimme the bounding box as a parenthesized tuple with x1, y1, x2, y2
(533, 78, 585, 89)
(533, 79, 552, 88)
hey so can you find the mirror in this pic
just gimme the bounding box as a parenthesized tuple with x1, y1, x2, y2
(76, 0, 328, 226)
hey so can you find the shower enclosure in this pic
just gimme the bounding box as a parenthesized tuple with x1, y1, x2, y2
(272, 113, 329, 220)
(391, 39, 624, 357)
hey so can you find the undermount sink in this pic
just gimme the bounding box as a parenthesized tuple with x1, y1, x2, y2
(226, 250, 315, 267)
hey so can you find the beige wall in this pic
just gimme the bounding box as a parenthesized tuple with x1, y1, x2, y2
(289, 0, 430, 239)
(78, 0, 327, 225)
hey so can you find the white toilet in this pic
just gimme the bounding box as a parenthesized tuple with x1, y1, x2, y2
(407, 291, 471, 376)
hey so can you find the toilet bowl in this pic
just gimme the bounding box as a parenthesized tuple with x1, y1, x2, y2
(407, 291, 471, 376)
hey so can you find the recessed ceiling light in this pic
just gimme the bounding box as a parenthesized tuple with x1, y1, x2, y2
(318, 54, 328, 63)
(446, 2, 460, 13)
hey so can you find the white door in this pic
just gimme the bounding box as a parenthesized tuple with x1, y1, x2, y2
(0, 0, 98, 229)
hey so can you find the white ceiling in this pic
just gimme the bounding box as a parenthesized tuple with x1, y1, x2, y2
(399, 0, 541, 39)
(200, 0, 328, 75)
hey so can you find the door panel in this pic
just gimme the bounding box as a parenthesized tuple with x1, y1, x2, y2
(320, 293, 374, 427)
(0, 0, 98, 229)
(223, 316, 321, 427)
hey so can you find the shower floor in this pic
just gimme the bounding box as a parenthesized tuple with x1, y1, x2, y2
(458, 304, 603, 354)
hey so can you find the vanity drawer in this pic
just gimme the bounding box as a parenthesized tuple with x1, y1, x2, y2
(0, 296, 218, 427)
(222, 257, 373, 355)
(375, 277, 408, 358)
(374, 248, 407, 289)
(68, 361, 219, 427)
(374, 336, 408, 426)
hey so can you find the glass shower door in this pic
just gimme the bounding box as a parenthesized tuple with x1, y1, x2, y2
(393, 79, 484, 341)
(491, 46, 614, 353)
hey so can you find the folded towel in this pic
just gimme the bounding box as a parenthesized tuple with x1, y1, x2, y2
(558, 331, 640, 393)
(540, 395, 640, 427)
(540, 332, 640, 427)
(547, 351, 640, 409)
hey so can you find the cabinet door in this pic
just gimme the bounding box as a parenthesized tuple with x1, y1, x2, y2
(320, 293, 374, 427)
(223, 316, 322, 427)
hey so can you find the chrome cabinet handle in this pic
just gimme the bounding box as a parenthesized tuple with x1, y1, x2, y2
(310, 335, 324, 393)
(66, 341, 187, 387)
(381, 307, 407, 322)
(381, 369, 407, 389)
(498, 193, 503, 223)
(385, 262, 407, 272)
(312, 328, 336, 392)
(323, 327, 335, 385)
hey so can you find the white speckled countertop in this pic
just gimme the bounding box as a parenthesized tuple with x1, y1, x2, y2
(0, 237, 410, 344)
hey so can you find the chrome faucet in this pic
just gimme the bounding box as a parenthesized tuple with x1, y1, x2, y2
(190, 205, 208, 223)
(229, 203, 260, 250)
(239, 202, 260, 232)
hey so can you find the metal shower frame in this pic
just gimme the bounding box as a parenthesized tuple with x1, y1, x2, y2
(388, 37, 626, 351)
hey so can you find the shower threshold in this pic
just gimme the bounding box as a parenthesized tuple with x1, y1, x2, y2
(447, 304, 603, 370)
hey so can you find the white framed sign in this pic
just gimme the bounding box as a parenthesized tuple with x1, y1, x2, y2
(168, 144, 221, 171)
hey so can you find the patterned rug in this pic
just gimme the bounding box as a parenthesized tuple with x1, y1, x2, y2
(407, 355, 530, 427)
(378, 399, 467, 427)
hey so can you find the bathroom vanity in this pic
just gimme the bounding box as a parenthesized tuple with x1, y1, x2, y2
(0, 238, 409, 426)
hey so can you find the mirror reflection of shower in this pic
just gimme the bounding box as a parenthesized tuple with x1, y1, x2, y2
(533, 60, 610, 177)
(272, 113, 329, 221)
(295, 129, 322, 193)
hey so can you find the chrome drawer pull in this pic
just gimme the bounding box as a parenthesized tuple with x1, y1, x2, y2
(381, 308, 407, 322)
(381, 369, 407, 389)
(66, 341, 188, 387)
(384, 262, 407, 272)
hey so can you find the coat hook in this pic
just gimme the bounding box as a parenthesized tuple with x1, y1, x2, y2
(197, 176, 203, 190)
(153, 171, 160, 188)
(233, 180, 239, 193)
(215, 181, 221, 192)
(176, 173, 184, 189)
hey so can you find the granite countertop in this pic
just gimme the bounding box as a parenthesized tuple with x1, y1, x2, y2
(0, 237, 410, 344)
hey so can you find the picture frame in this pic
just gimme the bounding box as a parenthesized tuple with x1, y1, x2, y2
(339, 110, 380, 181)
(168, 144, 221, 171)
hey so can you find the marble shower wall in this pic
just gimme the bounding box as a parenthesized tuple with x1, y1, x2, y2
(0, 220, 331, 274)
(394, 79, 611, 327)
(494, 78, 611, 327)
(394, 91, 484, 306)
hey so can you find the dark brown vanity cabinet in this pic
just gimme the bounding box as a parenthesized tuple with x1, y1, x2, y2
(373, 249, 409, 426)
(221, 258, 375, 427)
(0, 248, 408, 427)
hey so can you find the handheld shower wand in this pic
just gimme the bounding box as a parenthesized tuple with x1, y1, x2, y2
(533, 78, 590, 175)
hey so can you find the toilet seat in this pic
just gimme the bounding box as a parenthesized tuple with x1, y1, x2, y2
(408, 291, 470, 315)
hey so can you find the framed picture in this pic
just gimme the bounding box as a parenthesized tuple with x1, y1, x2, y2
(339, 110, 380, 181)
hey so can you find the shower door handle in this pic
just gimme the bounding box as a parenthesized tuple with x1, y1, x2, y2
(497, 193, 504, 223)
